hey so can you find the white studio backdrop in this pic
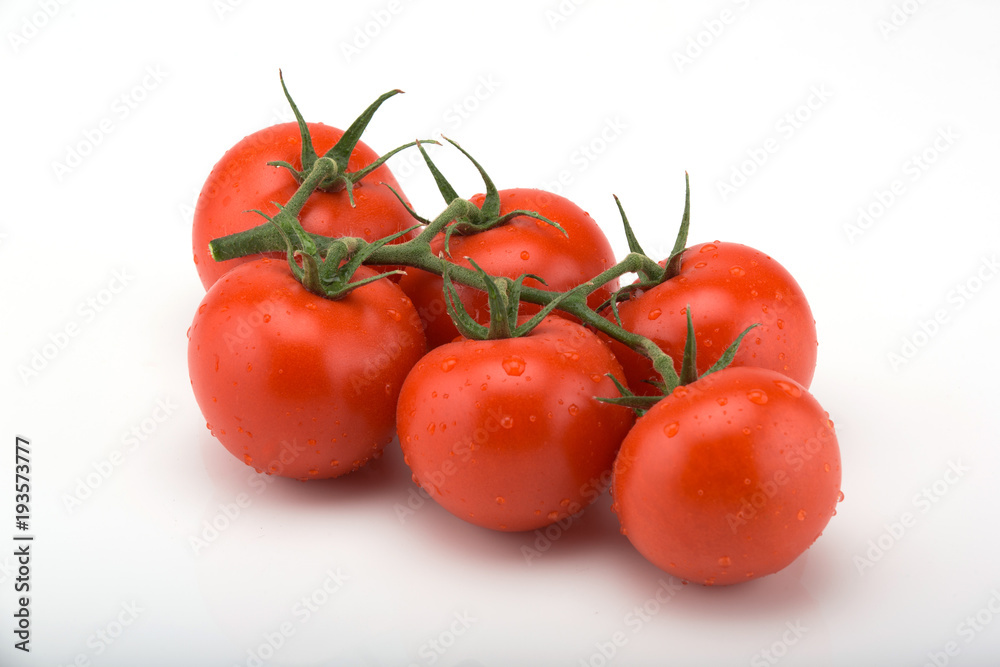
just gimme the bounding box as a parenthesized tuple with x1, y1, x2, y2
(1, 1, 999, 665)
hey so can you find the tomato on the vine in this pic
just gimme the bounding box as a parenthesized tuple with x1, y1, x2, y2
(605, 241, 817, 394)
(396, 315, 634, 531)
(612, 366, 841, 585)
(187, 257, 426, 480)
(193, 121, 415, 290)
(398, 188, 618, 348)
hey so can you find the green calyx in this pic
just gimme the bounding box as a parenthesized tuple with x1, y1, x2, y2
(441, 259, 571, 341)
(601, 173, 692, 324)
(269, 71, 426, 205)
(599, 307, 760, 415)
(414, 138, 568, 257)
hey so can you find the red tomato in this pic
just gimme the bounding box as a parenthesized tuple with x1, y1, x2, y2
(398, 189, 618, 348)
(192, 122, 415, 290)
(187, 258, 426, 480)
(605, 242, 817, 393)
(396, 316, 634, 531)
(612, 366, 841, 585)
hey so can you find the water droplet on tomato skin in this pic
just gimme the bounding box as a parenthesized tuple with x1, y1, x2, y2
(243, 454, 253, 464)
(520, 250, 530, 260)
(694, 261, 707, 269)
(773, 380, 801, 398)
(699, 243, 717, 253)
(716, 397, 728, 406)
(568, 404, 579, 416)
(730, 266, 745, 277)
(718, 556, 732, 567)
(838, 490, 845, 502)
(648, 309, 662, 320)
(502, 356, 526, 376)
(305, 303, 317, 311)
(496, 496, 506, 505)
(441, 357, 458, 372)
(387, 309, 401, 321)
(663, 422, 680, 438)
(500, 416, 514, 429)
(797, 509, 807, 521)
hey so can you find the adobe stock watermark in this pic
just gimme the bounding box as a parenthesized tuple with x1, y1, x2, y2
(877, 0, 931, 40)
(579, 578, 683, 666)
(233, 567, 350, 667)
(843, 126, 958, 244)
(750, 620, 809, 666)
(62, 397, 178, 513)
(52, 65, 168, 182)
(716, 84, 833, 201)
(521, 471, 612, 565)
(17, 268, 135, 385)
(536, 116, 628, 197)
(887, 253, 997, 371)
(544, 0, 590, 30)
(921, 588, 1000, 667)
(854, 459, 968, 575)
(394, 407, 511, 523)
(8, 0, 73, 54)
(389, 74, 502, 185)
(407, 611, 478, 667)
(189, 438, 310, 556)
(55, 601, 144, 667)
(340, 0, 414, 63)
(672, 0, 756, 73)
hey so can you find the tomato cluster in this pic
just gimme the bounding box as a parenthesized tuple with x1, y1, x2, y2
(186, 81, 842, 586)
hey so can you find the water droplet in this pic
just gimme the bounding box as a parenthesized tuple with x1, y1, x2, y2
(741, 426, 751, 435)
(561, 350, 580, 361)
(591, 374, 603, 383)
(694, 261, 707, 269)
(547, 511, 559, 521)
(263, 314, 271, 323)
(704, 577, 716, 585)
(387, 309, 401, 321)
(305, 303, 317, 310)
(308, 468, 319, 476)
(426, 423, 436, 434)
(441, 357, 458, 372)
(699, 243, 717, 253)
(824, 463, 831, 472)
(496, 496, 506, 505)
(746, 389, 768, 405)
(520, 250, 530, 260)
(838, 490, 845, 502)
(718, 556, 732, 567)
(480, 383, 488, 391)
(619, 525, 628, 535)
(776, 318, 784, 330)
(529, 415, 537, 422)
(761, 304, 769, 314)
(744, 478, 752, 485)
(246, 363, 253, 372)
(663, 422, 680, 438)
(330, 460, 339, 467)
(243, 454, 253, 464)
(568, 404, 579, 416)
(559, 498, 570, 507)
(648, 308, 662, 320)
(716, 397, 728, 406)
(198, 303, 207, 314)
(307, 438, 316, 446)
(773, 380, 801, 397)
(797, 509, 807, 521)
(502, 356, 526, 376)
(730, 266, 745, 277)
(500, 415, 514, 429)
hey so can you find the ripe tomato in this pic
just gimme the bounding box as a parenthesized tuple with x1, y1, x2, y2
(396, 316, 634, 531)
(398, 189, 618, 348)
(612, 366, 841, 585)
(605, 241, 817, 394)
(187, 258, 426, 480)
(192, 122, 415, 290)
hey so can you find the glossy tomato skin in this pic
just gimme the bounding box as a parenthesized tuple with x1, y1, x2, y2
(188, 258, 426, 480)
(605, 242, 817, 394)
(397, 316, 635, 531)
(612, 366, 841, 585)
(398, 188, 618, 348)
(193, 122, 415, 290)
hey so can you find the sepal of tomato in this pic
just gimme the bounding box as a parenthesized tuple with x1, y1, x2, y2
(399, 188, 618, 348)
(187, 258, 426, 480)
(611, 366, 841, 585)
(397, 315, 634, 531)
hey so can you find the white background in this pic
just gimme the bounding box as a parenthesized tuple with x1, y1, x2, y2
(2, 1, 999, 665)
